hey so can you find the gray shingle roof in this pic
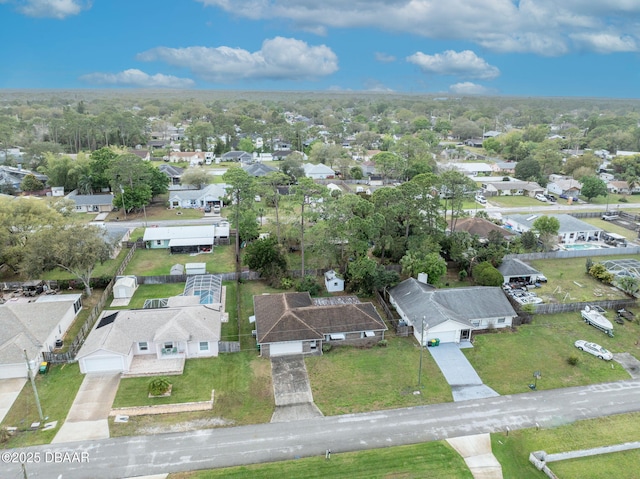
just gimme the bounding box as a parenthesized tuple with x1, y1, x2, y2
(498, 258, 541, 277)
(505, 214, 602, 234)
(77, 306, 222, 358)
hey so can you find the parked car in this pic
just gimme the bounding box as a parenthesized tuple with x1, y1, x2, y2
(574, 340, 613, 360)
(602, 211, 619, 221)
(559, 193, 579, 201)
(536, 274, 548, 283)
(544, 194, 557, 202)
(204, 204, 212, 213)
(535, 193, 547, 202)
(475, 194, 487, 204)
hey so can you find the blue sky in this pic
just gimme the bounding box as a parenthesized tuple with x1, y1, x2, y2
(2, 0, 640, 97)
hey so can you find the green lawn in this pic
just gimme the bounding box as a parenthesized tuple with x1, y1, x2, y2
(493, 412, 640, 479)
(488, 195, 544, 207)
(57, 289, 104, 352)
(464, 312, 636, 395)
(123, 245, 236, 276)
(237, 280, 290, 350)
(111, 353, 273, 424)
(221, 281, 238, 342)
(1, 363, 84, 448)
(169, 440, 473, 479)
(306, 335, 452, 416)
(529, 256, 630, 303)
(583, 194, 640, 205)
(107, 283, 187, 310)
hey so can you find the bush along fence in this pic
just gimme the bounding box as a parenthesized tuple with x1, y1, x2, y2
(42, 244, 138, 364)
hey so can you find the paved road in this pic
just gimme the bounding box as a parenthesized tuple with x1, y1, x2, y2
(5, 380, 640, 478)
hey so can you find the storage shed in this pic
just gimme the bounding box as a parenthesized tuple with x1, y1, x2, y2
(324, 270, 344, 293)
(113, 276, 138, 299)
(186, 263, 207, 275)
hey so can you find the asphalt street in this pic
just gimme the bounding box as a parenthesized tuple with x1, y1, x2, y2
(4, 379, 640, 478)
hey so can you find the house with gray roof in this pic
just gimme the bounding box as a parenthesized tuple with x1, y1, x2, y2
(303, 162, 335, 179)
(243, 162, 278, 177)
(483, 180, 544, 197)
(388, 278, 516, 345)
(168, 183, 227, 209)
(77, 305, 222, 374)
(253, 292, 387, 357)
(143, 223, 229, 252)
(159, 163, 184, 186)
(0, 294, 82, 378)
(0, 165, 48, 192)
(504, 214, 603, 244)
(66, 190, 114, 213)
(221, 151, 252, 163)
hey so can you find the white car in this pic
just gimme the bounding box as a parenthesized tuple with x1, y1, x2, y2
(475, 195, 487, 204)
(574, 340, 613, 360)
(535, 193, 547, 202)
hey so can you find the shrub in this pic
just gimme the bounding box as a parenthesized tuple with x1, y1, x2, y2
(588, 263, 615, 284)
(567, 355, 580, 366)
(279, 277, 294, 290)
(377, 339, 388, 348)
(458, 270, 468, 282)
(148, 377, 171, 396)
(296, 276, 321, 296)
(322, 343, 332, 353)
(619, 197, 628, 203)
(0, 426, 10, 444)
(585, 257, 593, 274)
(472, 261, 504, 286)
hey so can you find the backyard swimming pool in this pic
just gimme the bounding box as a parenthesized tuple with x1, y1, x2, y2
(562, 243, 604, 250)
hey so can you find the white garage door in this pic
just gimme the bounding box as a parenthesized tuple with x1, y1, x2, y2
(82, 356, 123, 374)
(426, 330, 458, 344)
(270, 341, 303, 356)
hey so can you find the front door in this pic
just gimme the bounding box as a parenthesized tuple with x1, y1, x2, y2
(460, 329, 470, 341)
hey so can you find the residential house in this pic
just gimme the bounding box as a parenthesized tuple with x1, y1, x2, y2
(607, 181, 630, 195)
(130, 150, 151, 161)
(483, 131, 502, 138)
(303, 162, 335, 179)
(448, 217, 516, 242)
(66, 190, 114, 213)
(243, 162, 278, 177)
(253, 292, 387, 357)
(465, 138, 484, 148)
(547, 178, 582, 198)
(0, 294, 82, 378)
(0, 165, 48, 192)
(443, 162, 493, 177)
(483, 180, 544, 198)
(158, 164, 184, 186)
(492, 162, 517, 175)
(221, 151, 252, 163)
(504, 214, 603, 244)
(76, 305, 222, 374)
(168, 183, 227, 209)
(388, 278, 516, 345)
(168, 151, 205, 166)
(142, 224, 229, 252)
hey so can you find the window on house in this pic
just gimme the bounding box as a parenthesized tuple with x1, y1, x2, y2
(139, 342, 148, 351)
(497, 318, 506, 324)
(164, 341, 173, 349)
(471, 320, 481, 327)
(156, 240, 162, 245)
(199, 341, 209, 351)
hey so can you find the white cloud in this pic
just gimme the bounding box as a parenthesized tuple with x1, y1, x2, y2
(80, 69, 195, 89)
(137, 37, 338, 83)
(407, 50, 500, 80)
(196, 0, 640, 55)
(375, 52, 396, 63)
(448, 82, 493, 95)
(8, 0, 89, 19)
(570, 33, 638, 53)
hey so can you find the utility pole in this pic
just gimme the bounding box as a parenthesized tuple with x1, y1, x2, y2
(418, 316, 427, 390)
(23, 350, 44, 422)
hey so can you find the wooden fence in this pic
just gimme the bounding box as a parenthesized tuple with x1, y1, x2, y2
(530, 298, 637, 315)
(219, 341, 241, 353)
(43, 243, 138, 364)
(374, 289, 412, 337)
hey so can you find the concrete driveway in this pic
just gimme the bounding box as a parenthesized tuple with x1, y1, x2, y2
(428, 343, 499, 402)
(0, 378, 27, 423)
(52, 373, 120, 443)
(270, 355, 323, 422)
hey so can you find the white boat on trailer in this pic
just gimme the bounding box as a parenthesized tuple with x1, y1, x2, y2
(581, 305, 614, 337)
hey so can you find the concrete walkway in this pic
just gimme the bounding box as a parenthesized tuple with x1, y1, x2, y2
(0, 378, 26, 423)
(52, 373, 120, 443)
(447, 434, 503, 479)
(270, 356, 323, 422)
(428, 343, 499, 402)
